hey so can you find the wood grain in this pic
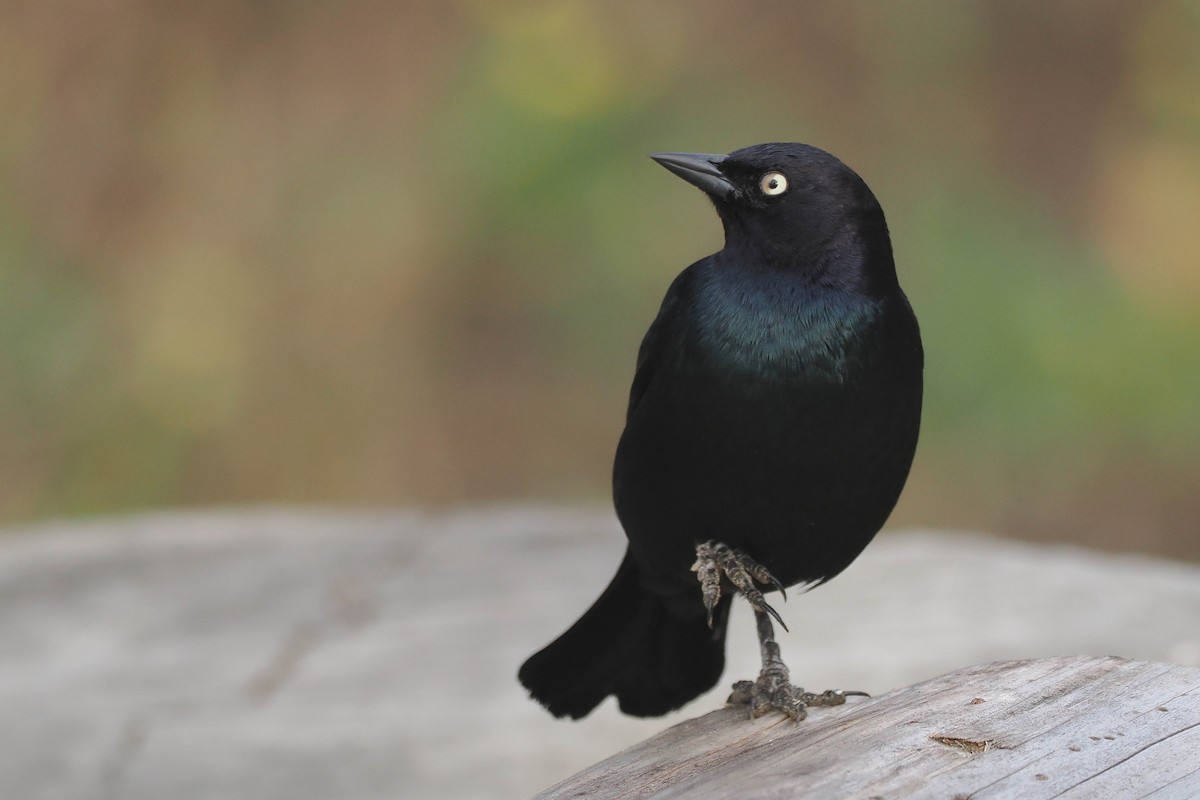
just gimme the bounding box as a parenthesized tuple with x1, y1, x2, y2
(534, 656, 1200, 799)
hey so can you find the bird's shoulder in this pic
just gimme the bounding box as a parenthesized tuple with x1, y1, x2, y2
(624, 258, 708, 418)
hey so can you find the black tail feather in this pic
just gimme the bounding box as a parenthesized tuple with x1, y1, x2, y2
(518, 549, 730, 719)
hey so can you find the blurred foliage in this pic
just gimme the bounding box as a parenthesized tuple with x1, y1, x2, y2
(1, 0, 1198, 558)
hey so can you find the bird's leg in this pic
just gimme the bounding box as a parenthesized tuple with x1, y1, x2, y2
(691, 541, 787, 630)
(728, 609, 803, 718)
(726, 610, 868, 720)
(692, 541, 869, 721)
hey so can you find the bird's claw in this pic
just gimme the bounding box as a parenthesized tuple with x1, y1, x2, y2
(746, 559, 787, 602)
(728, 677, 807, 720)
(728, 681, 868, 721)
(692, 541, 788, 631)
(691, 544, 723, 628)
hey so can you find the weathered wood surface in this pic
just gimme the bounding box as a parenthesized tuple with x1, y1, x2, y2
(536, 656, 1200, 800)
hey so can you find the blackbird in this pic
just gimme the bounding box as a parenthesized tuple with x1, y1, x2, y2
(519, 143, 923, 720)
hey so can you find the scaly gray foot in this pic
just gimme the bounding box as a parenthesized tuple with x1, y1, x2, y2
(726, 606, 869, 721)
(691, 541, 787, 629)
(728, 679, 868, 720)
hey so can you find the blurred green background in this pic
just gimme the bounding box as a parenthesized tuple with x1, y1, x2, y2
(2, 1, 1198, 559)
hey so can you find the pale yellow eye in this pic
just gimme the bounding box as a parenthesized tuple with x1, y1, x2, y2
(759, 172, 788, 196)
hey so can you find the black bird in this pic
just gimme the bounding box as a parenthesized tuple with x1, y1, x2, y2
(519, 143, 923, 720)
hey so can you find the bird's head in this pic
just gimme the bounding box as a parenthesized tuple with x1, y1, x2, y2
(651, 143, 897, 293)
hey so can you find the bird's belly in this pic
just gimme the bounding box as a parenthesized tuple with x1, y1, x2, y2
(614, 371, 917, 589)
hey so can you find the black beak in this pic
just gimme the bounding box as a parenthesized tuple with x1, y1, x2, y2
(650, 152, 733, 199)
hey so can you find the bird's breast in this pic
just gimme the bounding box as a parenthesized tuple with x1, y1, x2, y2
(684, 278, 881, 385)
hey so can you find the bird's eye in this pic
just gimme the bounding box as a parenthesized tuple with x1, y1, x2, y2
(759, 172, 788, 196)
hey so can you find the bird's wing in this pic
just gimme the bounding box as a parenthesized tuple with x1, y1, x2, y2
(625, 261, 703, 421)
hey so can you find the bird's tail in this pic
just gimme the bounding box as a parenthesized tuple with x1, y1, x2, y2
(518, 548, 731, 719)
